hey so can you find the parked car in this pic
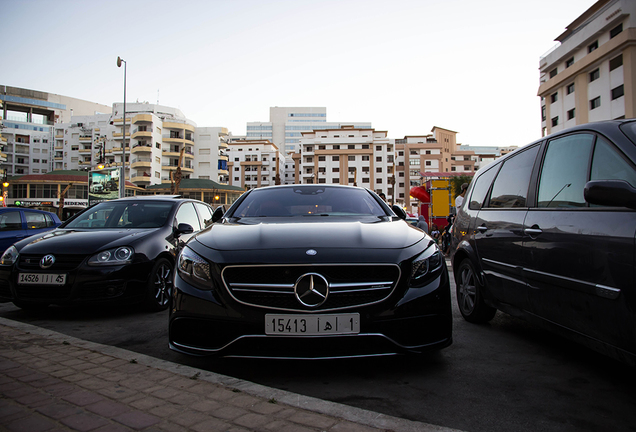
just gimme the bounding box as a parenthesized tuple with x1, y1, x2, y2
(451, 120, 636, 365)
(169, 184, 452, 359)
(0, 208, 61, 252)
(0, 196, 215, 311)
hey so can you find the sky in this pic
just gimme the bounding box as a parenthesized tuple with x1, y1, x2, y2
(3, 0, 598, 148)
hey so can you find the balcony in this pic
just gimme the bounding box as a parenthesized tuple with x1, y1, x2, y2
(79, 135, 92, 142)
(79, 148, 92, 155)
(131, 158, 152, 169)
(163, 121, 194, 133)
(131, 144, 152, 154)
(131, 130, 152, 140)
(131, 173, 152, 185)
(162, 165, 193, 174)
(133, 114, 153, 124)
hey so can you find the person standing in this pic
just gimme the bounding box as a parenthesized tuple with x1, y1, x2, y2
(416, 215, 428, 233)
(455, 183, 468, 209)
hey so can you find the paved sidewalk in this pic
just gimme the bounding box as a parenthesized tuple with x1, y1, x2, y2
(0, 317, 462, 432)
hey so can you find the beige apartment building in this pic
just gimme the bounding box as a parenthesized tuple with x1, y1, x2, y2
(538, 0, 636, 135)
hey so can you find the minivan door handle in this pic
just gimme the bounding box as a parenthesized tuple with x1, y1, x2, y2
(524, 227, 542, 237)
(476, 225, 488, 233)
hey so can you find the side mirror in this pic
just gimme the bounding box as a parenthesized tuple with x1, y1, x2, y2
(584, 180, 636, 209)
(391, 204, 407, 220)
(211, 206, 225, 223)
(175, 223, 194, 236)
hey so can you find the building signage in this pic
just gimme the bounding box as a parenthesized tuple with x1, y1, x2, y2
(89, 167, 122, 205)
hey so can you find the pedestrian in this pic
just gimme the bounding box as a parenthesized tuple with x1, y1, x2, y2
(416, 215, 428, 233)
(431, 224, 440, 244)
(379, 192, 387, 202)
(455, 183, 468, 209)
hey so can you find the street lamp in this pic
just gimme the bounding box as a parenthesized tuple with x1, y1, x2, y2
(117, 56, 127, 197)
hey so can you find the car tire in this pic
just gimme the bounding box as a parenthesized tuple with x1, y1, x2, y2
(455, 259, 496, 323)
(143, 258, 173, 312)
(13, 300, 49, 311)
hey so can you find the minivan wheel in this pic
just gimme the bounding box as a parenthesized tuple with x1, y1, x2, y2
(143, 258, 173, 312)
(455, 259, 496, 323)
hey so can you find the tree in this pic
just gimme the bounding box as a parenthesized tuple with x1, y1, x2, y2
(450, 174, 473, 198)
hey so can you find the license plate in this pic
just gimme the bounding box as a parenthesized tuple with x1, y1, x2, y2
(265, 313, 360, 335)
(18, 273, 66, 286)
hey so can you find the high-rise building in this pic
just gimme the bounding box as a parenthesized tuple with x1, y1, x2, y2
(538, 0, 636, 135)
(246, 107, 372, 154)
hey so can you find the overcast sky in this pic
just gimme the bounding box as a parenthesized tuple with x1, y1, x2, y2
(3, 0, 597, 148)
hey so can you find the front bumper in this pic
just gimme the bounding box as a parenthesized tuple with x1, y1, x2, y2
(169, 267, 452, 359)
(0, 262, 153, 306)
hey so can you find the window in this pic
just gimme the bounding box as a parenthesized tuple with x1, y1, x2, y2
(487, 146, 539, 208)
(348, 156, 355, 161)
(332, 167, 339, 172)
(566, 57, 574, 68)
(348, 145, 355, 149)
(591, 136, 636, 188)
(549, 68, 557, 78)
(610, 23, 623, 39)
(469, 166, 498, 210)
(332, 156, 339, 161)
(612, 85, 624, 100)
(589, 69, 600, 82)
(552, 117, 559, 127)
(551, 93, 558, 103)
(376, 167, 382, 173)
(590, 97, 601, 110)
(25, 212, 48, 230)
(588, 40, 598, 53)
(537, 134, 594, 207)
(0, 212, 22, 231)
(376, 146, 382, 151)
(426, 161, 432, 166)
(610, 55, 623, 71)
(319, 156, 326, 161)
(376, 157, 382, 162)
(567, 109, 575, 120)
(566, 83, 575, 95)
(362, 156, 369, 161)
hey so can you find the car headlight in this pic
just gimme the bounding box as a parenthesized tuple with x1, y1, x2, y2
(0, 246, 19, 266)
(178, 247, 212, 290)
(87, 247, 134, 266)
(410, 243, 443, 287)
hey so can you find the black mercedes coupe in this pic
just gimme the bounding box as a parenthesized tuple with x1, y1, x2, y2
(169, 185, 452, 359)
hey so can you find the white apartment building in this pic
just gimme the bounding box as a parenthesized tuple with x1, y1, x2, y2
(226, 140, 285, 190)
(247, 107, 372, 154)
(54, 103, 230, 187)
(1, 85, 111, 176)
(538, 0, 636, 135)
(295, 125, 395, 200)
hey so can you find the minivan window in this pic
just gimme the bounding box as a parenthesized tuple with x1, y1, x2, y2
(591, 136, 636, 188)
(469, 165, 499, 210)
(487, 145, 539, 208)
(537, 134, 593, 207)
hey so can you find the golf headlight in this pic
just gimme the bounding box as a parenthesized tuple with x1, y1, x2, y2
(0, 246, 19, 266)
(410, 243, 443, 287)
(88, 247, 133, 266)
(178, 247, 212, 290)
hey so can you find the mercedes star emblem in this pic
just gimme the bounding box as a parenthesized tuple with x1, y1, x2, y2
(294, 273, 329, 307)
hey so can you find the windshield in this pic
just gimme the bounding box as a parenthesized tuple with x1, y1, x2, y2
(230, 186, 387, 218)
(64, 201, 174, 229)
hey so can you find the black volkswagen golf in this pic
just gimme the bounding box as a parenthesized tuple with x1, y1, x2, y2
(451, 120, 636, 365)
(0, 196, 214, 311)
(169, 185, 452, 359)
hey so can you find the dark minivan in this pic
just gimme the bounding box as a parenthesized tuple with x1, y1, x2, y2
(451, 120, 636, 365)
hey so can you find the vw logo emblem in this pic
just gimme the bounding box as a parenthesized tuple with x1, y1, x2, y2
(306, 249, 317, 256)
(294, 273, 329, 308)
(40, 255, 56, 269)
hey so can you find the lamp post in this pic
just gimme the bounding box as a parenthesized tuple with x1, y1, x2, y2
(117, 56, 127, 198)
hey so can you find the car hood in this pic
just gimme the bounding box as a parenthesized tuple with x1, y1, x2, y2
(15, 228, 157, 254)
(195, 219, 426, 251)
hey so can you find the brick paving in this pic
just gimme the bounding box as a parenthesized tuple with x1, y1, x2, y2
(0, 317, 462, 432)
